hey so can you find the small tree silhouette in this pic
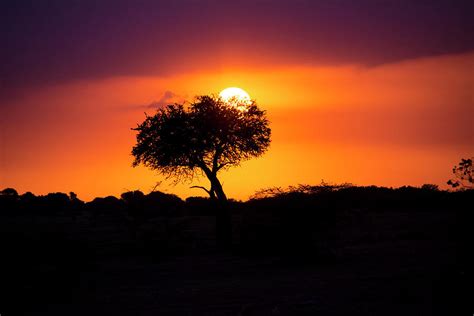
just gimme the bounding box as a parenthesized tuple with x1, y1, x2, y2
(447, 157, 473, 190)
(132, 95, 271, 247)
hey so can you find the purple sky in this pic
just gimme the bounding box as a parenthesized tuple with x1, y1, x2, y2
(1, 0, 473, 97)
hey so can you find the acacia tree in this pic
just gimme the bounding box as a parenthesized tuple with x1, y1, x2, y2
(447, 157, 473, 190)
(132, 95, 271, 246)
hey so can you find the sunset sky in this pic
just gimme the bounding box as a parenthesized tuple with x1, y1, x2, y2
(1, 0, 473, 201)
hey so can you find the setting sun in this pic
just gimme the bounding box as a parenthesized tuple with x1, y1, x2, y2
(219, 87, 251, 104)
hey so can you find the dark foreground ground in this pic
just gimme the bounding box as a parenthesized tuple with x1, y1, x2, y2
(0, 187, 471, 315)
(4, 243, 460, 316)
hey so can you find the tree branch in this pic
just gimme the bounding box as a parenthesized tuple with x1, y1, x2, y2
(216, 162, 228, 171)
(190, 186, 211, 195)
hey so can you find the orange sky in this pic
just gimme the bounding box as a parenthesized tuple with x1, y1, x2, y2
(1, 52, 473, 201)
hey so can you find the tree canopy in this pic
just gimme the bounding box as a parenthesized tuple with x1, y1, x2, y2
(131, 95, 271, 201)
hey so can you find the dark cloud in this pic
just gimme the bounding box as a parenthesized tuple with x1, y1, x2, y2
(148, 91, 177, 109)
(119, 90, 182, 112)
(1, 0, 473, 95)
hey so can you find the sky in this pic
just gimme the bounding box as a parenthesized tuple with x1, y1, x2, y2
(1, 0, 473, 200)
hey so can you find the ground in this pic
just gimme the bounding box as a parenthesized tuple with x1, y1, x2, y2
(1, 209, 463, 315)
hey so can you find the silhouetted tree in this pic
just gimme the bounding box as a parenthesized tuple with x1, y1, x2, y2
(132, 95, 271, 247)
(421, 184, 439, 191)
(144, 191, 183, 217)
(0, 188, 20, 213)
(20, 191, 36, 202)
(121, 190, 146, 239)
(447, 157, 473, 190)
(42, 192, 71, 214)
(69, 192, 78, 201)
(87, 196, 125, 220)
(121, 190, 145, 201)
(1, 188, 19, 197)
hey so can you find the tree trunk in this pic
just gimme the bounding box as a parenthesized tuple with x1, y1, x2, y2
(208, 174, 232, 249)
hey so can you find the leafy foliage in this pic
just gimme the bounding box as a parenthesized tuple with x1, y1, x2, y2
(132, 95, 271, 197)
(447, 157, 473, 189)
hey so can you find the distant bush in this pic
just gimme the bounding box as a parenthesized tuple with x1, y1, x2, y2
(250, 181, 354, 199)
(1, 187, 19, 197)
(86, 196, 125, 218)
(144, 191, 183, 217)
(421, 184, 439, 191)
(1, 185, 471, 257)
(121, 190, 184, 220)
(184, 196, 216, 216)
(0, 188, 20, 213)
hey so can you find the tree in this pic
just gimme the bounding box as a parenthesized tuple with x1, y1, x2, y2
(1, 188, 19, 197)
(447, 157, 473, 190)
(131, 95, 271, 247)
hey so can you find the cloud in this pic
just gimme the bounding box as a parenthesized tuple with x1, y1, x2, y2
(146, 91, 177, 109)
(117, 90, 184, 112)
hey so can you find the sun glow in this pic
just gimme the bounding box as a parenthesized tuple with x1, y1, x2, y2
(219, 87, 251, 106)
